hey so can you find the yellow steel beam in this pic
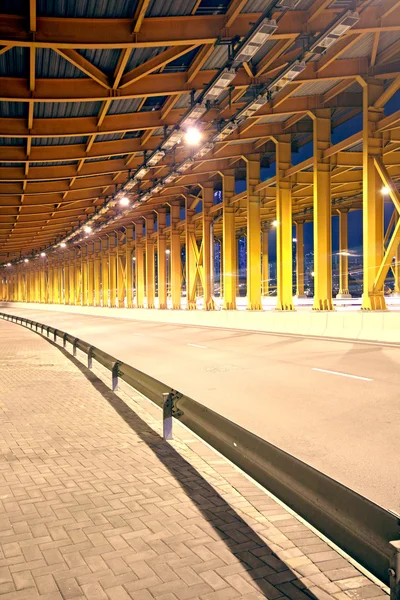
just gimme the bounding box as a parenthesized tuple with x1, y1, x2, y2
(30, 0, 37, 32)
(53, 48, 110, 89)
(113, 48, 132, 89)
(120, 45, 199, 88)
(133, 0, 151, 34)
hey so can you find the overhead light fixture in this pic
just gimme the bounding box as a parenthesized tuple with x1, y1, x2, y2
(165, 249, 171, 255)
(236, 96, 265, 123)
(268, 60, 306, 93)
(181, 104, 207, 129)
(161, 130, 182, 151)
(272, 220, 278, 227)
(147, 150, 165, 166)
(6, 262, 11, 267)
(215, 121, 238, 141)
(164, 171, 179, 184)
(195, 142, 215, 158)
(135, 166, 149, 180)
(84, 226, 92, 233)
(24, 258, 29, 263)
(309, 11, 360, 56)
(40, 252, 46, 257)
(119, 197, 130, 206)
(381, 186, 390, 195)
(292, 238, 297, 243)
(177, 157, 194, 172)
(205, 68, 236, 101)
(184, 126, 202, 146)
(234, 19, 278, 64)
(60, 242, 67, 248)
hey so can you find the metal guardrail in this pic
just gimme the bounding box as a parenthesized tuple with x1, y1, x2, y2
(1, 311, 399, 598)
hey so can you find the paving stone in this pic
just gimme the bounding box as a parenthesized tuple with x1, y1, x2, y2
(0, 320, 387, 600)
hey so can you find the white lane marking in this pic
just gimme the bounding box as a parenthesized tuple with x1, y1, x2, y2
(133, 333, 144, 336)
(187, 343, 207, 349)
(312, 367, 372, 381)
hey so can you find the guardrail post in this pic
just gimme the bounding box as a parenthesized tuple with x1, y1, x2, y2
(73, 338, 78, 357)
(63, 333, 67, 349)
(46, 326, 50, 338)
(53, 329, 57, 342)
(112, 362, 119, 391)
(390, 541, 400, 600)
(41, 324, 44, 335)
(87, 347, 93, 369)
(163, 392, 173, 441)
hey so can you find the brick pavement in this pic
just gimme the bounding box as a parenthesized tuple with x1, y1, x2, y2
(0, 319, 389, 600)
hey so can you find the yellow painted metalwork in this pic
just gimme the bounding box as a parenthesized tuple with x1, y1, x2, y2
(244, 154, 262, 310)
(101, 239, 109, 308)
(170, 203, 181, 309)
(93, 241, 101, 307)
(202, 183, 214, 310)
(275, 135, 294, 311)
(360, 79, 386, 310)
(81, 249, 88, 306)
(157, 210, 167, 309)
(262, 225, 269, 297)
(222, 170, 237, 309)
(337, 210, 350, 297)
(87, 247, 94, 306)
(312, 109, 333, 311)
(125, 226, 134, 308)
(295, 221, 305, 298)
(135, 221, 145, 308)
(185, 197, 197, 310)
(145, 216, 155, 309)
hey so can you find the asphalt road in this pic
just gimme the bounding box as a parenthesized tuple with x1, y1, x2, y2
(2, 306, 400, 512)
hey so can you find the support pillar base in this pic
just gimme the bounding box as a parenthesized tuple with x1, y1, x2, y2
(361, 292, 387, 310)
(294, 294, 307, 300)
(336, 292, 352, 299)
(391, 291, 400, 298)
(313, 298, 334, 311)
(276, 302, 295, 311)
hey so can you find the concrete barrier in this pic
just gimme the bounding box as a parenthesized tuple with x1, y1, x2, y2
(1, 301, 400, 345)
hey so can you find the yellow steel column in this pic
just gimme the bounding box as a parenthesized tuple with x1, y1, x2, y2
(275, 136, 294, 310)
(87, 244, 94, 306)
(201, 184, 214, 310)
(48, 260, 53, 304)
(94, 241, 101, 306)
(117, 250, 125, 309)
(157, 210, 167, 309)
(101, 238, 109, 307)
(69, 252, 76, 305)
(185, 197, 197, 310)
(394, 213, 400, 297)
(62, 254, 68, 304)
(53, 258, 59, 304)
(75, 252, 82, 305)
(244, 154, 262, 310)
(262, 225, 270, 297)
(222, 170, 236, 309)
(170, 202, 181, 309)
(337, 210, 351, 298)
(81, 246, 88, 306)
(135, 221, 145, 308)
(34, 264, 39, 302)
(360, 78, 385, 310)
(125, 226, 134, 308)
(145, 215, 155, 309)
(295, 221, 306, 298)
(108, 234, 117, 308)
(312, 109, 333, 310)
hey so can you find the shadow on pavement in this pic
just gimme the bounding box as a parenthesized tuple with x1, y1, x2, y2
(61, 346, 317, 600)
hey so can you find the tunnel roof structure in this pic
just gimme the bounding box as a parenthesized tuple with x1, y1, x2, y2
(1, 0, 400, 263)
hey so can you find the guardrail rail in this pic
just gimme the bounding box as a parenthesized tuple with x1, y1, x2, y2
(1, 311, 399, 600)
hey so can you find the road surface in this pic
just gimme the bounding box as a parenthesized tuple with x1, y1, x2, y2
(2, 306, 399, 512)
